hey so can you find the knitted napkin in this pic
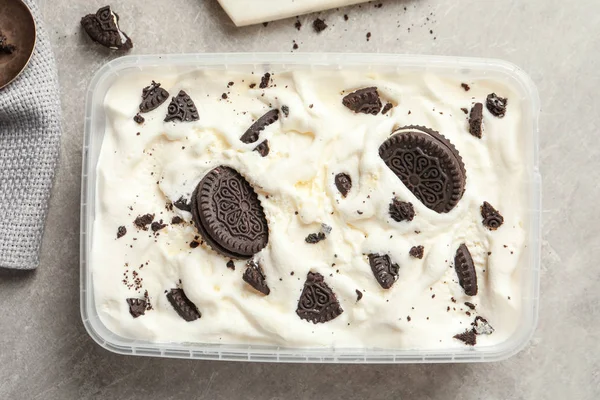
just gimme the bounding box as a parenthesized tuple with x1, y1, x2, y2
(0, 0, 61, 269)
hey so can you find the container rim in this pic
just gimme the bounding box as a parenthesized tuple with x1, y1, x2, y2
(81, 52, 541, 363)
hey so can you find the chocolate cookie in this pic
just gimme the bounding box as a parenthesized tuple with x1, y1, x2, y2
(259, 72, 271, 89)
(389, 199, 414, 222)
(134, 214, 154, 230)
(481, 201, 504, 230)
(296, 272, 343, 324)
(473, 316, 495, 335)
(242, 260, 270, 295)
(240, 109, 279, 144)
(254, 140, 270, 157)
(151, 220, 167, 232)
(469, 103, 483, 138)
(381, 102, 394, 115)
(164, 90, 199, 122)
(191, 166, 269, 259)
(173, 196, 192, 212)
(166, 288, 201, 321)
(409, 245, 424, 259)
(379, 126, 466, 213)
(0, 33, 16, 54)
(81, 6, 132, 50)
(334, 173, 352, 197)
(139, 81, 169, 113)
(486, 93, 507, 118)
(368, 254, 399, 289)
(342, 87, 382, 115)
(454, 244, 477, 296)
(453, 329, 477, 346)
(126, 298, 146, 318)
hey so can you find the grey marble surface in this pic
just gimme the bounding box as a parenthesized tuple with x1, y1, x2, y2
(1, 0, 599, 399)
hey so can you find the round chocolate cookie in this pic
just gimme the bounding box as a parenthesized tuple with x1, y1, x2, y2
(191, 166, 269, 259)
(379, 125, 466, 213)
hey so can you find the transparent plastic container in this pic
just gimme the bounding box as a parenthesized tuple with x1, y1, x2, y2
(81, 53, 541, 363)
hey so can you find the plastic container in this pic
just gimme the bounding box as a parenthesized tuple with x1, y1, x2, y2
(81, 53, 541, 363)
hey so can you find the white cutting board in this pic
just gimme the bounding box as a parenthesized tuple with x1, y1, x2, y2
(217, 0, 371, 26)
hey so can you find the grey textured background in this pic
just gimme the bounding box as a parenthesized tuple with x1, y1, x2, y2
(1, 0, 599, 399)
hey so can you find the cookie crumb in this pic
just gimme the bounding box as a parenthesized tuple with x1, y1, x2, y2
(355, 290, 363, 302)
(313, 18, 328, 33)
(117, 226, 127, 239)
(259, 72, 271, 89)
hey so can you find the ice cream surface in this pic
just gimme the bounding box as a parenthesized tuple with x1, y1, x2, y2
(91, 65, 532, 349)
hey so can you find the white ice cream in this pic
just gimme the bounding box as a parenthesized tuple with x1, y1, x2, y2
(91, 67, 532, 349)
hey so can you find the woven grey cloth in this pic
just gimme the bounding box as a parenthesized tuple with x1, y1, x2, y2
(0, 0, 61, 269)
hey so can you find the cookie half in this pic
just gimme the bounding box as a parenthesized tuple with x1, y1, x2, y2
(379, 125, 466, 213)
(191, 166, 269, 259)
(81, 6, 132, 50)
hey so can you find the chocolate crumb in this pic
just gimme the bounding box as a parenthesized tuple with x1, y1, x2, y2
(461, 107, 469, 114)
(171, 216, 184, 224)
(366, 32, 372, 41)
(0, 33, 16, 54)
(190, 241, 200, 248)
(151, 220, 167, 232)
(259, 73, 271, 89)
(133, 114, 145, 124)
(461, 83, 471, 91)
(221, 93, 228, 99)
(454, 330, 477, 346)
(313, 18, 328, 33)
(262, 22, 268, 27)
(381, 102, 393, 114)
(409, 245, 424, 259)
(226, 260, 235, 270)
(407, 316, 411, 322)
(117, 226, 127, 239)
(295, 19, 302, 30)
(473, 316, 495, 335)
(134, 214, 154, 230)
(486, 93, 508, 118)
(465, 302, 476, 310)
(173, 197, 191, 212)
(344, 14, 349, 21)
(356, 290, 363, 302)
(389, 199, 415, 222)
(305, 232, 326, 244)
(281, 105, 290, 117)
(249, 83, 256, 89)
(293, 42, 299, 50)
